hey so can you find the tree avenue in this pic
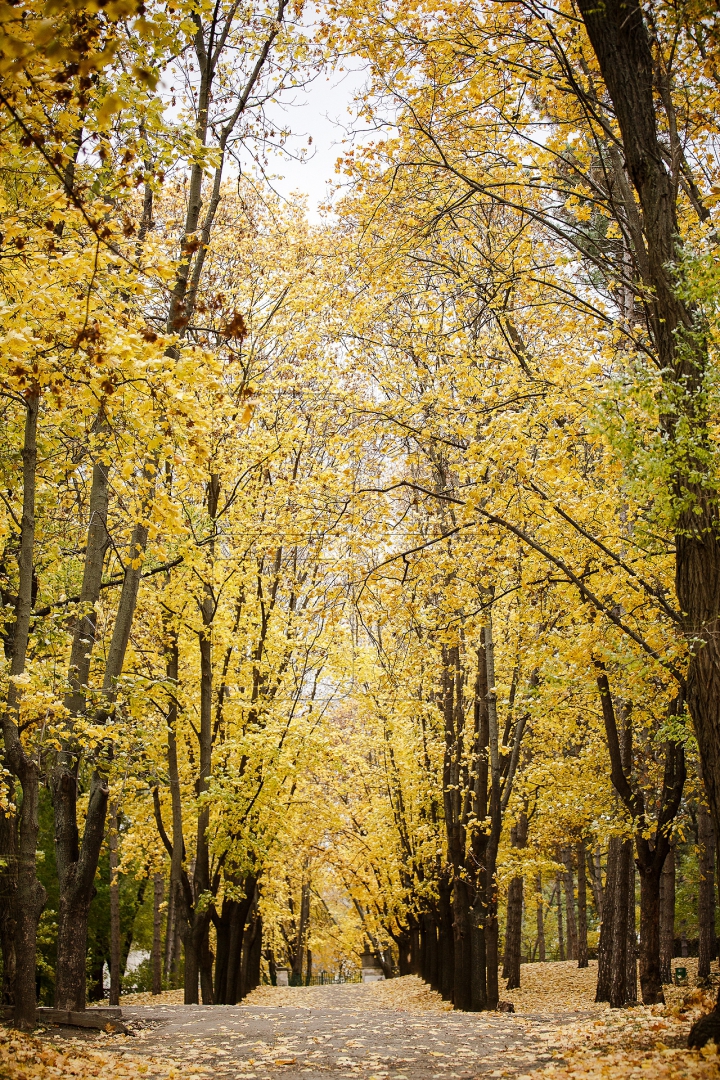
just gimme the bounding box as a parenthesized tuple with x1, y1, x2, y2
(0, 0, 719, 1045)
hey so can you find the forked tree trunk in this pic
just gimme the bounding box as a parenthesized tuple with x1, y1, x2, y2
(54, 505, 150, 1010)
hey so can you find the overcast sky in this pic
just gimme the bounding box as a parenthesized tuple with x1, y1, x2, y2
(266, 62, 369, 221)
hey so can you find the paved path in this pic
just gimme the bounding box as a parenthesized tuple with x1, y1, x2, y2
(115, 986, 591, 1080)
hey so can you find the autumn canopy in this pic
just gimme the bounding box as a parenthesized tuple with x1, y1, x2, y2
(0, 0, 719, 1040)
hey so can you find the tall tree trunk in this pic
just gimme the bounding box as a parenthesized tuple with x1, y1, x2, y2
(576, 0, 720, 895)
(589, 847, 604, 924)
(597, 838, 620, 1002)
(659, 846, 675, 984)
(109, 801, 120, 1007)
(484, 873, 499, 1009)
(626, 855, 637, 1004)
(503, 876, 524, 987)
(610, 840, 631, 1008)
(152, 872, 164, 995)
(452, 875, 472, 1009)
(422, 911, 439, 990)
(698, 802, 716, 980)
(576, 841, 588, 968)
(438, 877, 455, 1002)
(469, 904, 487, 1008)
(556, 874, 565, 961)
(54, 511, 151, 1010)
(1, 390, 46, 1029)
(638, 862, 664, 1004)
(503, 812, 527, 989)
(0, 784, 17, 1007)
(291, 878, 311, 985)
(536, 873, 546, 962)
(561, 848, 578, 962)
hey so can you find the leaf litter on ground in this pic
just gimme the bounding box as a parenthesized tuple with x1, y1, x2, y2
(3, 961, 718, 1080)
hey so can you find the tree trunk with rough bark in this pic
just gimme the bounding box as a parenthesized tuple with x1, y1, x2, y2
(503, 812, 527, 989)
(109, 802, 120, 1007)
(438, 877, 455, 1002)
(626, 856, 637, 1004)
(576, 0, 720, 908)
(597, 839, 620, 1002)
(698, 802, 716, 980)
(536, 873, 546, 962)
(561, 848, 578, 962)
(1, 390, 47, 1029)
(638, 861, 664, 1004)
(556, 875, 565, 962)
(0, 785, 17, 1007)
(610, 840, 631, 1008)
(152, 872, 164, 995)
(659, 846, 675, 984)
(576, 841, 588, 968)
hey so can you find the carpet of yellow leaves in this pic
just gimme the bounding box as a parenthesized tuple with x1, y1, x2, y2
(0, 1025, 181, 1079)
(539, 982, 718, 1080)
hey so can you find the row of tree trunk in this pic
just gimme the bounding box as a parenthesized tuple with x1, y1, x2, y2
(397, 811, 715, 1013)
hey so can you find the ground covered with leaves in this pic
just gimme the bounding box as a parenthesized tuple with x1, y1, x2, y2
(0, 1024, 182, 1079)
(1, 965, 717, 1080)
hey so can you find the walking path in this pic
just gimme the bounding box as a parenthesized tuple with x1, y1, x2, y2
(113, 979, 597, 1080)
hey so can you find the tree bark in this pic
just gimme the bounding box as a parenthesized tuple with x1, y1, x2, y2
(291, 877, 311, 985)
(638, 862, 664, 1004)
(0, 782, 17, 1007)
(576, 841, 588, 968)
(421, 911, 439, 990)
(561, 848, 578, 962)
(626, 855, 637, 1004)
(438, 876, 455, 1002)
(55, 510, 151, 1010)
(503, 876, 524, 987)
(610, 840, 631, 1008)
(698, 801, 716, 980)
(556, 874, 565, 961)
(503, 813, 527, 989)
(109, 801, 120, 1006)
(576, 0, 720, 890)
(1, 390, 47, 1029)
(152, 872, 164, 995)
(469, 904, 487, 1008)
(452, 875, 472, 1009)
(597, 838, 620, 1002)
(659, 846, 675, 983)
(536, 873, 546, 962)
